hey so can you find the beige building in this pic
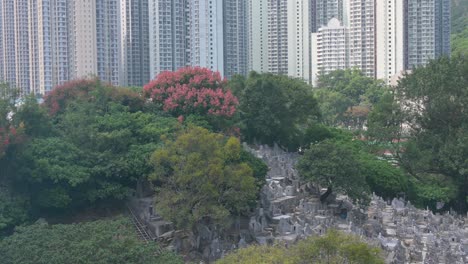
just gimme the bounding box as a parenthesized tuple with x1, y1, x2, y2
(68, 0, 98, 80)
(287, 0, 311, 83)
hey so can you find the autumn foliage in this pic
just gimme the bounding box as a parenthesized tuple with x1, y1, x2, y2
(43, 79, 143, 115)
(143, 67, 238, 118)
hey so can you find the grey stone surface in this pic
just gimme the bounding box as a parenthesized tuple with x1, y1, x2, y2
(130, 144, 468, 263)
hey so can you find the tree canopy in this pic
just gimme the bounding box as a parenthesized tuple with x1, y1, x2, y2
(150, 127, 260, 230)
(0, 217, 183, 264)
(396, 56, 468, 211)
(232, 72, 320, 151)
(315, 69, 386, 128)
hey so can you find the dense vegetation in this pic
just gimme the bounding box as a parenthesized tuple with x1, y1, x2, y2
(0, 217, 183, 264)
(217, 230, 384, 264)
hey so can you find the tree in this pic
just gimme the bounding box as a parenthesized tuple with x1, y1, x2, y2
(396, 56, 468, 212)
(0, 83, 21, 159)
(217, 230, 384, 264)
(143, 67, 238, 119)
(0, 217, 183, 264)
(149, 127, 258, 230)
(234, 72, 320, 150)
(297, 140, 370, 204)
(367, 92, 402, 143)
(315, 69, 386, 128)
(43, 79, 144, 116)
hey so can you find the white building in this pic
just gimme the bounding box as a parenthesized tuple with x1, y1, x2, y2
(247, 0, 269, 73)
(375, 0, 405, 84)
(188, 0, 224, 76)
(311, 18, 349, 85)
(287, 0, 311, 83)
(349, 0, 376, 78)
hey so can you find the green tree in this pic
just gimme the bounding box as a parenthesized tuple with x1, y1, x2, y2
(233, 72, 320, 151)
(396, 56, 468, 212)
(149, 127, 258, 230)
(367, 92, 402, 143)
(297, 140, 370, 204)
(0, 217, 183, 264)
(315, 69, 386, 128)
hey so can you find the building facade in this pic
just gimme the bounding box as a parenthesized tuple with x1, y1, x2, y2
(287, 0, 311, 82)
(29, 0, 69, 94)
(148, 0, 188, 79)
(223, 0, 248, 78)
(247, 0, 269, 73)
(267, 0, 288, 75)
(188, 0, 225, 75)
(349, 0, 376, 78)
(406, 0, 451, 69)
(376, 0, 405, 83)
(311, 18, 349, 85)
(121, 0, 150, 86)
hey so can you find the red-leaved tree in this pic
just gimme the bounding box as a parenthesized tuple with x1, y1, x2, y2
(143, 67, 238, 118)
(0, 126, 20, 158)
(43, 79, 143, 116)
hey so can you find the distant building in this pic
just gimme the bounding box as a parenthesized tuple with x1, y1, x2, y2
(267, 0, 288, 75)
(223, 0, 248, 78)
(376, 0, 405, 84)
(311, 18, 349, 85)
(247, 0, 269, 73)
(312, 0, 349, 32)
(287, 0, 311, 82)
(148, 0, 189, 79)
(406, 0, 451, 69)
(68, 0, 121, 86)
(29, 0, 69, 94)
(120, 0, 150, 86)
(348, 0, 376, 78)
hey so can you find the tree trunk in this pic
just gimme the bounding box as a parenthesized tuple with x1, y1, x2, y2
(320, 186, 333, 202)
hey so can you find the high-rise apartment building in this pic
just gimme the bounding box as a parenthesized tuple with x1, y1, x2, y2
(287, 0, 311, 82)
(311, 18, 349, 85)
(0, 1, 16, 88)
(68, 0, 98, 80)
(68, 0, 121, 86)
(96, 0, 121, 85)
(223, 0, 248, 78)
(148, 0, 188, 79)
(376, 0, 405, 83)
(406, 0, 451, 69)
(14, 1, 30, 93)
(247, 0, 269, 73)
(121, 0, 150, 86)
(349, 0, 376, 78)
(312, 0, 349, 32)
(29, 0, 69, 94)
(188, 0, 225, 75)
(267, 0, 288, 75)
